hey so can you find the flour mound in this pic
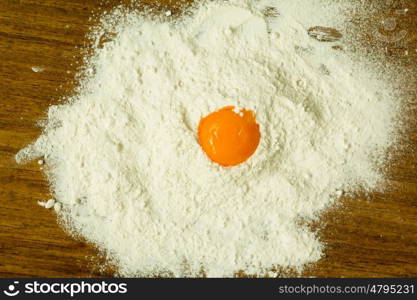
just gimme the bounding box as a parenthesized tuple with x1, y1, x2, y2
(17, 0, 402, 277)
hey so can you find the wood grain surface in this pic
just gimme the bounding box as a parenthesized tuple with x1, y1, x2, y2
(0, 0, 416, 278)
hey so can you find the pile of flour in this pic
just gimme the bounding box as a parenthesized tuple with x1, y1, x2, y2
(17, 0, 403, 277)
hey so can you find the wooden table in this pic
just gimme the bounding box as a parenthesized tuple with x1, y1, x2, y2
(0, 0, 416, 278)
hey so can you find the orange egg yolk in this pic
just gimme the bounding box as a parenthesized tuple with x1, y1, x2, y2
(198, 106, 261, 167)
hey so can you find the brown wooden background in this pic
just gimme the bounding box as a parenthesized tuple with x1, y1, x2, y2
(0, 0, 416, 278)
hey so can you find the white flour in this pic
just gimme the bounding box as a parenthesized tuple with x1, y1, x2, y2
(17, 0, 403, 277)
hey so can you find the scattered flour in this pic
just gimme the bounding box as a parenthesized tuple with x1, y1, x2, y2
(31, 66, 45, 73)
(38, 199, 56, 209)
(17, 0, 403, 277)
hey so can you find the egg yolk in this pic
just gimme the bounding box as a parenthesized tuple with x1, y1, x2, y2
(198, 106, 261, 167)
